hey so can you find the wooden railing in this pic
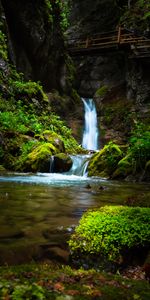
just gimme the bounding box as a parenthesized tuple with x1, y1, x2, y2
(68, 27, 150, 58)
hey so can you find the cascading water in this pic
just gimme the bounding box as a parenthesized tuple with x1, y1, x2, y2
(67, 155, 90, 176)
(49, 98, 99, 177)
(82, 98, 99, 150)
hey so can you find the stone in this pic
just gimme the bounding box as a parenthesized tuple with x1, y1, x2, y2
(53, 153, 73, 173)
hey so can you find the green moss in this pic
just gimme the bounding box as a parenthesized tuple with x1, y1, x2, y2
(95, 85, 109, 97)
(69, 206, 150, 263)
(88, 142, 123, 177)
(26, 142, 58, 172)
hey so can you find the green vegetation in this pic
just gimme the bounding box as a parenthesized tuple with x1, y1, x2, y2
(44, 0, 53, 24)
(121, 0, 150, 32)
(0, 98, 81, 171)
(56, 0, 69, 31)
(113, 123, 150, 179)
(0, 263, 149, 300)
(0, 62, 81, 172)
(88, 122, 150, 181)
(44, 0, 69, 30)
(69, 206, 150, 263)
(95, 85, 109, 97)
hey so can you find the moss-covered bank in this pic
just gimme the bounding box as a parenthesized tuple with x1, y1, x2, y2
(0, 263, 149, 300)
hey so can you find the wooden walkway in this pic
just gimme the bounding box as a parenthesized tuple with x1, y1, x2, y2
(68, 27, 150, 58)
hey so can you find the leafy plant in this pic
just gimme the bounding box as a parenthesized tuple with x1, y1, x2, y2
(11, 283, 45, 300)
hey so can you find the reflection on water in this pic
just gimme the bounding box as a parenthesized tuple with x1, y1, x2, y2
(0, 173, 150, 265)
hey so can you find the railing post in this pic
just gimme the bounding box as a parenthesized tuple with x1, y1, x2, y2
(86, 37, 89, 48)
(117, 26, 121, 44)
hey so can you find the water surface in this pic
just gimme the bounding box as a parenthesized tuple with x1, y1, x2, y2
(0, 173, 149, 265)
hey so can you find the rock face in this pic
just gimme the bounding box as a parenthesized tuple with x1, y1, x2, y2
(1, 0, 65, 91)
(67, 0, 121, 38)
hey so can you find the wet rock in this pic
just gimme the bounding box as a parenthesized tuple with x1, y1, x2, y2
(53, 153, 73, 173)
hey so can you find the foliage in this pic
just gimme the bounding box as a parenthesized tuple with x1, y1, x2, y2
(11, 80, 48, 100)
(120, 0, 150, 32)
(0, 110, 43, 134)
(69, 206, 150, 262)
(129, 123, 150, 171)
(44, 0, 69, 30)
(113, 123, 150, 178)
(56, 0, 70, 31)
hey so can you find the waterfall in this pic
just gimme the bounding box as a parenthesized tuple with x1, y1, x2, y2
(49, 156, 54, 173)
(66, 155, 90, 176)
(48, 98, 99, 177)
(82, 98, 99, 150)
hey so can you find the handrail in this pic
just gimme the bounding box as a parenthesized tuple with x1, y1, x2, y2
(68, 27, 150, 57)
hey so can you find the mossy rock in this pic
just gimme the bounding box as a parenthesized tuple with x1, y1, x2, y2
(69, 206, 150, 270)
(0, 165, 6, 173)
(88, 142, 123, 178)
(42, 130, 65, 152)
(53, 153, 73, 173)
(112, 154, 134, 179)
(25, 142, 59, 172)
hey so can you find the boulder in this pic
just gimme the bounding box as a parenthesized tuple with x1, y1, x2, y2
(53, 153, 73, 173)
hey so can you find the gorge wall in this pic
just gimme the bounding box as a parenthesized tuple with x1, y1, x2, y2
(1, 0, 65, 91)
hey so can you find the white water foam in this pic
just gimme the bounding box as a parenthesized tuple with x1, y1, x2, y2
(82, 98, 99, 150)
